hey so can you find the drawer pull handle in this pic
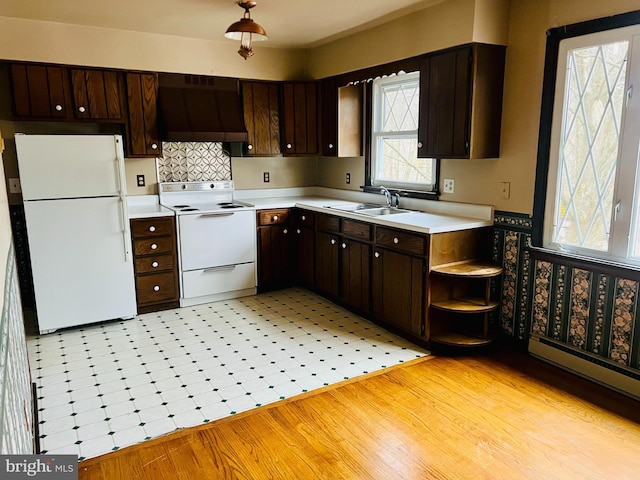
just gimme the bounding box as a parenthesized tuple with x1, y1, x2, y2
(301, 215, 306, 221)
(150, 243, 158, 250)
(374, 252, 380, 258)
(55, 104, 63, 111)
(247, 144, 253, 150)
(153, 285, 160, 292)
(342, 243, 347, 249)
(78, 106, 86, 113)
(273, 215, 279, 221)
(286, 143, 292, 149)
(149, 225, 156, 232)
(151, 261, 159, 268)
(204, 265, 236, 273)
(296, 229, 301, 234)
(330, 239, 336, 245)
(151, 143, 158, 150)
(393, 237, 399, 244)
(283, 229, 288, 234)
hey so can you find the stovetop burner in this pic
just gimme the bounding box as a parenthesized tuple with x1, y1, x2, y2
(158, 181, 254, 215)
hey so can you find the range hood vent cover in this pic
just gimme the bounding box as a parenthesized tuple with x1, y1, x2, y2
(157, 73, 248, 142)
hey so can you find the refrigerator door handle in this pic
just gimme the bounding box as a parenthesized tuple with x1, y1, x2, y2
(114, 137, 126, 196)
(119, 196, 131, 262)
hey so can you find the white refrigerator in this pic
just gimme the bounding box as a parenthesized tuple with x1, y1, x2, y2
(15, 134, 137, 334)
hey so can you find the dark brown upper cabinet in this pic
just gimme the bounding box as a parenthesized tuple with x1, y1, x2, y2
(242, 81, 281, 156)
(125, 72, 161, 157)
(280, 82, 318, 156)
(320, 79, 363, 158)
(8, 63, 73, 119)
(70, 68, 123, 120)
(418, 43, 505, 159)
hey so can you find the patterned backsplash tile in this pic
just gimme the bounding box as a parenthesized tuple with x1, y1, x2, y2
(157, 142, 232, 182)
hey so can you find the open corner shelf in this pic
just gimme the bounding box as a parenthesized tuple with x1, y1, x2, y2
(429, 260, 502, 349)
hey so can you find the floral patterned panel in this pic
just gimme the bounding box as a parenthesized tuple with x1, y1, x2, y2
(157, 142, 232, 182)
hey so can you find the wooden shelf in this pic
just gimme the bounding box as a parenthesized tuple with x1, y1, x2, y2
(430, 332, 496, 347)
(431, 261, 502, 278)
(429, 259, 501, 350)
(431, 297, 499, 313)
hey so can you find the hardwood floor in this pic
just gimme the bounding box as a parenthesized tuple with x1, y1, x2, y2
(78, 348, 640, 479)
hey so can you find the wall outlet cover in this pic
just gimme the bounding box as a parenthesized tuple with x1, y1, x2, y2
(443, 178, 454, 194)
(263, 172, 270, 183)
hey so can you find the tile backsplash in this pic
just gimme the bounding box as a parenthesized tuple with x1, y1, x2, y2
(157, 142, 231, 182)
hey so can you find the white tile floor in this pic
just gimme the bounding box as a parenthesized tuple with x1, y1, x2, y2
(27, 288, 428, 460)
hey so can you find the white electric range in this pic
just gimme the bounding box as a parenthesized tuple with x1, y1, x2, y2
(159, 181, 257, 306)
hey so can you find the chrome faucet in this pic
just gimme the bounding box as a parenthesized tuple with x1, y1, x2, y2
(394, 192, 401, 208)
(380, 186, 392, 207)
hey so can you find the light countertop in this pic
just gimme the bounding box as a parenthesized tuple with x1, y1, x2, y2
(127, 195, 174, 219)
(241, 195, 493, 234)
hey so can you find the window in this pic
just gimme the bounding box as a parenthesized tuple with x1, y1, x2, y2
(370, 72, 436, 191)
(541, 24, 640, 266)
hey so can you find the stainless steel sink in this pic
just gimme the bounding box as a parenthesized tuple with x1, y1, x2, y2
(358, 207, 411, 216)
(328, 203, 385, 212)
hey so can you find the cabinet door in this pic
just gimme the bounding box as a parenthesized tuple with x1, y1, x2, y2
(295, 225, 315, 287)
(71, 69, 123, 120)
(315, 231, 339, 298)
(371, 248, 424, 336)
(320, 80, 363, 158)
(9, 64, 71, 118)
(242, 81, 281, 156)
(257, 225, 293, 291)
(418, 47, 471, 159)
(340, 239, 370, 314)
(320, 78, 338, 157)
(281, 82, 318, 155)
(126, 72, 161, 157)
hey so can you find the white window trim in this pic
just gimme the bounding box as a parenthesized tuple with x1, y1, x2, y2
(543, 24, 640, 266)
(370, 72, 436, 191)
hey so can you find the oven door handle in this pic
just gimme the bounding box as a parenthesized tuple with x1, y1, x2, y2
(203, 265, 237, 273)
(198, 212, 235, 218)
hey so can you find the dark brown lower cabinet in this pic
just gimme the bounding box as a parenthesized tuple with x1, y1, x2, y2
(340, 239, 370, 314)
(315, 231, 339, 298)
(371, 248, 424, 337)
(295, 225, 315, 287)
(257, 224, 293, 291)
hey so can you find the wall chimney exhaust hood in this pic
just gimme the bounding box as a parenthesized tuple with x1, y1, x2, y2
(157, 73, 248, 142)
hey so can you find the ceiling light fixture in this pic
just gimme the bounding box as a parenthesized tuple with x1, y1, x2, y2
(224, 1, 268, 60)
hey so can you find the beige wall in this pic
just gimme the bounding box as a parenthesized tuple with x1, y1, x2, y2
(0, 16, 306, 81)
(0, 133, 10, 297)
(231, 156, 318, 190)
(307, 0, 478, 79)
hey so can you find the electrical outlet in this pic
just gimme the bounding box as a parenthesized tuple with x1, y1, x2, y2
(136, 174, 145, 187)
(263, 172, 270, 183)
(346, 172, 351, 184)
(8, 178, 21, 194)
(443, 178, 455, 194)
(501, 181, 511, 199)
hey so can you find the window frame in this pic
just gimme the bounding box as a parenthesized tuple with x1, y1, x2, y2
(532, 9, 640, 272)
(368, 71, 437, 192)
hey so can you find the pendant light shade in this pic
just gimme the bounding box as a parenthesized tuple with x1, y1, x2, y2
(225, 1, 268, 60)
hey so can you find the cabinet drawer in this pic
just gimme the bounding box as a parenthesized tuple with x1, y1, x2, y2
(136, 272, 177, 304)
(135, 253, 175, 274)
(258, 209, 289, 226)
(316, 213, 340, 233)
(375, 227, 426, 256)
(131, 217, 175, 238)
(133, 236, 174, 256)
(342, 219, 372, 241)
(294, 209, 315, 225)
